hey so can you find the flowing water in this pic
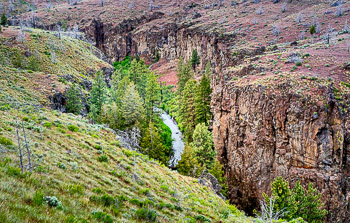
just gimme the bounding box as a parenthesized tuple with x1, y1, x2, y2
(156, 109, 185, 167)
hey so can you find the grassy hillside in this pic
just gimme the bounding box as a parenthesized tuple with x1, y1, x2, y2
(0, 28, 251, 223)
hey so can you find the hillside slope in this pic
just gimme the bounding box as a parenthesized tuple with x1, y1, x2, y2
(0, 28, 251, 223)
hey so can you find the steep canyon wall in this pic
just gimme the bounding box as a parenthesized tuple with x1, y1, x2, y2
(85, 16, 349, 221)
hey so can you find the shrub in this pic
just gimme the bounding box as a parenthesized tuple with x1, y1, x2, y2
(98, 155, 108, 162)
(92, 187, 104, 194)
(68, 124, 79, 132)
(94, 144, 102, 150)
(68, 184, 84, 195)
(44, 196, 63, 209)
(184, 216, 196, 223)
(43, 122, 52, 128)
(296, 61, 302, 66)
(138, 188, 150, 196)
(58, 163, 66, 169)
(0, 136, 13, 146)
(65, 84, 82, 115)
(262, 177, 327, 222)
(194, 215, 211, 223)
(101, 194, 114, 206)
(7, 165, 22, 177)
(135, 208, 157, 222)
(91, 211, 113, 223)
(33, 191, 44, 206)
(122, 149, 133, 157)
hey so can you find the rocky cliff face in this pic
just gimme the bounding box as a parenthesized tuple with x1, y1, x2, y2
(83, 14, 235, 73)
(212, 80, 350, 221)
(84, 14, 349, 221)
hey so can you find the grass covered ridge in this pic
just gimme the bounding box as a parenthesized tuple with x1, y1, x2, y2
(0, 106, 249, 223)
(0, 27, 250, 223)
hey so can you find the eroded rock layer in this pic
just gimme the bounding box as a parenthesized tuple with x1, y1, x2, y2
(212, 82, 350, 222)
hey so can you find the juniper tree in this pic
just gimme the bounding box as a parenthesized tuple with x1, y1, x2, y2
(177, 58, 194, 94)
(145, 72, 161, 121)
(190, 123, 216, 169)
(180, 79, 197, 141)
(195, 62, 212, 125)
(89, 72, 107, 122)
(0, 13, 7, 26)
(128, 59, 149, 100)
(263, 177, 327, 222)
(176, 144, 201, 177)
(65, 84, 82, 115)
(120, 82, 144, 127)
(191, 49, 200, 71)
(140, 122, 170, 165)
(113, 76, 130, 106)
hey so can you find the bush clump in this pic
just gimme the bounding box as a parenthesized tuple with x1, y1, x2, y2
(44, 196, 63, 209)
(68, 184, 84, 195)
(91, 211, 113, 223)
(0, 136, 13, 146)
(135, 208, 157, 222)
(33, 191, 44, 206)
(68, 124, 79, 132)
(98, 155, 108, 162)
(261, 177, 327, 222)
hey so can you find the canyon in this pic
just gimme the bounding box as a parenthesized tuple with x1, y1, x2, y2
(25, 0, 350, 221)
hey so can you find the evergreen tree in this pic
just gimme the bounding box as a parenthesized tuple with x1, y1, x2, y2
(180, 79, 197, 141)
(100, 102, 121, 129)
(310, 25, 316, 35)
(190, 123, 216, 169)
(263, 177, 327, 222)
(154, 50, 160, 62)
(191, 49, 200, 71)
(140, 122, 170, 165)
(128, 59, 149, 100)
(145, 72, 161, 121)
(263, 176, 292, 218)
(195, 62, 212, 125)
(176, 144, 202, 177)
(177, 58, 194, 94)
(291, 181, 327, 223)
(65, 84, 82, 115)
(120, 82, 144, 127)
(113, 76, 130, 106)
(88, 72, 107, 122)
(0, 13, 7, 26)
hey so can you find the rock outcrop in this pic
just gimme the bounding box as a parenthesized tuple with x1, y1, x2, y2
(212, 81, 350, 222)
(83, 15, 235, 73)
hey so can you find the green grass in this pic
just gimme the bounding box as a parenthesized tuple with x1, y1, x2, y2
(0, 29, 251, 222)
